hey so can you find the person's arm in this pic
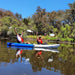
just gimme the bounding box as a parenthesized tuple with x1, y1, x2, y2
(15, 28, 18, 35)
(21, 29, 25, 36)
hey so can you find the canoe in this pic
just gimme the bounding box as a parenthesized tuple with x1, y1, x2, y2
(7, 42, 60, 48)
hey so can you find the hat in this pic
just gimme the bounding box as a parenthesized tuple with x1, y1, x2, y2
(39, 35, 41, 38)
(19, 33, 21, 35)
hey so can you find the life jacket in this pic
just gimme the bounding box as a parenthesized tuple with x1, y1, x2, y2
(17, 35, 24, 43)
(20, 50, 23, 54)
(16, 50, 23, 56)
(37, 51, 42, 55)
(21, 37, 24, 43)
(37, 38, 43, 44)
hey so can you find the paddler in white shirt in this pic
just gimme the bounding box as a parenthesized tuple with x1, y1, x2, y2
(15, 28, 24, 43)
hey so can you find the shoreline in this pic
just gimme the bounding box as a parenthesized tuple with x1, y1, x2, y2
(0, 37, 75, 44)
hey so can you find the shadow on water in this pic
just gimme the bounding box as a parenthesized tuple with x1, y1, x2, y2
(0, 40, 75, 75)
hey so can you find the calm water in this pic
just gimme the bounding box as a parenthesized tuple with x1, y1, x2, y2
(0, 40, 75, 75)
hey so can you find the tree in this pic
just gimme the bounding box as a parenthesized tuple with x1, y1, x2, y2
(22, 18, 29, 25)
(32, 6, 47, 34)
(15, 13, 22, 20)
(47, 11, 56, 26)
(65, 2, 75, 23)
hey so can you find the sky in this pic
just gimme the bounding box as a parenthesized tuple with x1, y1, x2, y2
(0, 0, 75, 18)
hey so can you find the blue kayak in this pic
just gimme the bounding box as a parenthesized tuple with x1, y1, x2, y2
(7, 42, 34, 48)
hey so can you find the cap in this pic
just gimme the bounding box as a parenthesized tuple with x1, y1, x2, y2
(19, 33, 21, 35)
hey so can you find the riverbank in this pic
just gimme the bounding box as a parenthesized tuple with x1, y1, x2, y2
(0, 35, 75, 44)
(26, 35, 75, 44)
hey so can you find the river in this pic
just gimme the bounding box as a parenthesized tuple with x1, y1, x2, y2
(0, 40, 75, 75)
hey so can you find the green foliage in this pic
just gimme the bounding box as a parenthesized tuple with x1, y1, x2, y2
(0, 16, 27, 37)
(0, 1, 75, 40)
(61, 38, 73, 42)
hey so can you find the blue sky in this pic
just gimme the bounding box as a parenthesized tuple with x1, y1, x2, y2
(0, 0, 75, 18)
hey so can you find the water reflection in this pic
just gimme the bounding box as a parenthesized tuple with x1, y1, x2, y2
(0, 41, 75, 75)
(34, 48, 59, 53)
(16, 49, 23, 58)
(35, 50, 44, 62)
(15, 49, 23, 63)
(29, 51, 58, 72)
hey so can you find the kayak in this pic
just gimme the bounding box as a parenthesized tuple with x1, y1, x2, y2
(7, 42, 33, 47)
(7, 42, 60, 48)
(7, 46, 33, 50)
(33, 44, 60, 48)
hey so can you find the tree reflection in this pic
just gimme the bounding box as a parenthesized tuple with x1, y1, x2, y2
(0, 42, 75, 75)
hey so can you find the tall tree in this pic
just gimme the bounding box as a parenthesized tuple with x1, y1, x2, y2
(65, 2, 75, 23)
(15, 13, 22, 20)
(32, 6, 47, 34)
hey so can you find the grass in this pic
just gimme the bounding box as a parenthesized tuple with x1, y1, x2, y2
(27, 35, 74, 42)
(61, 38, 74, 42)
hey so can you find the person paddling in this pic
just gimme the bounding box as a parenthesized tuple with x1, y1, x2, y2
(37, 36, 43, 44)
(15, 28, 24, 43)
(16, 49, 23, 58)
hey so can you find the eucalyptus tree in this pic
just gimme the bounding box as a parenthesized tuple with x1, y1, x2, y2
(69, 2, 75, 22)
(15, 13, 22, 20)
(65, 2, 75, 24)
(22, 18, 29, 25)
(47, 11, 56, 26)
(64, 2, 75, 38)
(55, 10, 65, 28)
(32, 6, 48, 34)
